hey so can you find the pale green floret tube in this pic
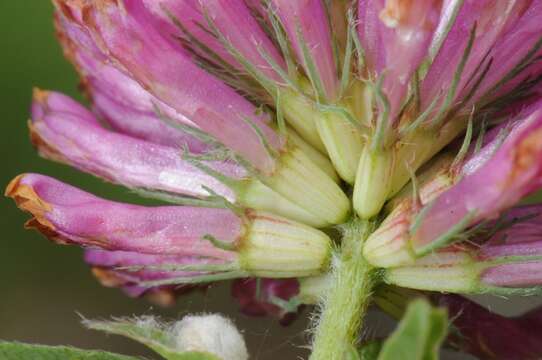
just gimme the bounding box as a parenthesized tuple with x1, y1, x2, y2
(353, 116, 468, 219)
(238, 210, 332, 278)
(280, 87, 328, 154)
(239, 180, 325, 228)
(315, 112, 365, 184)
(287, 128, 339, 182)
(353, 147, 395, 219)
(264, 144, 351, 226)
(279, 81, 370, 184)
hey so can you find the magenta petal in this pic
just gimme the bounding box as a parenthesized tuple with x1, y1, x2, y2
(6, 173, 241, 261)
(85, 249, 225, 282)
(82, 0, 282, 174)
(358, 0, 442, 119)
(30, 90, 242, 201)
(85, 249, 205, 305)
(476, 1, 542, 100)
(151, 0, 286, 84)
(142, 0, 239, 70)
(77, 52, 206, 150)
(421, 0, 532, 110)
(481, 262, 542, 288)
(53, 3, 107, 63)
(467, 204, 542, 255)
(244, 0, 269, 20)
(55, 4, 207, 150)
(91, 89, 207, 152)
(271, 0, 339, 100)
(479, 206, 542, 257)
(31, 90, 97, 125)
(202, 0, 286, 82)
(459, 118, 521, 177)
(481, 241, 542, 259)
(472, 205, 542, 288)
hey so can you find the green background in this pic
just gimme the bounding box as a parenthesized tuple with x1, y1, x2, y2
(0, 2, 540, 360)
(0, 2, 311, 358)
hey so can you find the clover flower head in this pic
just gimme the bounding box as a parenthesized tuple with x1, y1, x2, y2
(7, 0, 542, 357)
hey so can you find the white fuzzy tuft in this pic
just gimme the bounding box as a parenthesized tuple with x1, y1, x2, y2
(173, 314, 249, 360)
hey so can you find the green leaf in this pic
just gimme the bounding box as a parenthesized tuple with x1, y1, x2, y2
(164, 353, 220, 360)
(358, 341, 383, 360)
(84, 318, 220, 360)
(377, 299, 448, 360)
(0, 341, 138, 360)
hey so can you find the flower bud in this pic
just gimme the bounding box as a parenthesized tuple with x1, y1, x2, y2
(174, 314, 249, 360)
(84, 314, 248, 360)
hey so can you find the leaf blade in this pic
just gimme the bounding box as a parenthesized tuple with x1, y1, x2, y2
(0, 341, 138, 360)
(377, 299, 448, 360)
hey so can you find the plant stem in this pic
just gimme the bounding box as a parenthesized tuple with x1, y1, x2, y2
(310, 219, 375, 360)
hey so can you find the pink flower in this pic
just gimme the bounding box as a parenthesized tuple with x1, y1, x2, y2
(6, 1, 542, 347)
(30, 89, 238, 201)
(6, 173, 332, 291)
(380, 202, 542, 293)
(353, 0, 542, 218)
(365, 102, 542, 267)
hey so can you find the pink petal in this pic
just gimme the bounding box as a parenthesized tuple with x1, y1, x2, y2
(150, 0, 286, 84)
(358, 0, 442, 120)
(55, 4, 206, 150)
(421, 0, 533, 110)
(481, 262, 542, 288)
(72, 0, 283, 173)
(30, 90, 242, 201)
(271, 0, 339, 100)
(6, 173, 241, 261)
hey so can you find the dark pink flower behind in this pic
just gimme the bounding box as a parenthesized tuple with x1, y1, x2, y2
(437, 294, 542, 360)
(232, 278, 301, 325)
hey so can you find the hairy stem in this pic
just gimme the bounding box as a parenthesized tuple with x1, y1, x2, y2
(310, 219, 375, 359)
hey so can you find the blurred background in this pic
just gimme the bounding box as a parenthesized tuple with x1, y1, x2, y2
(1, 2, 541, 360)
